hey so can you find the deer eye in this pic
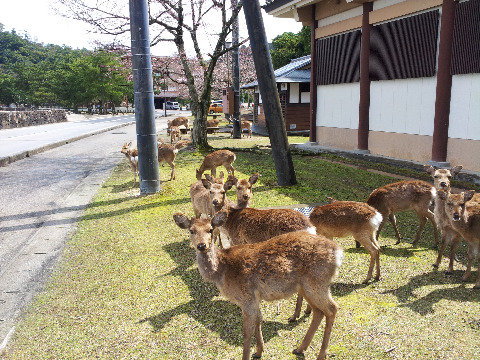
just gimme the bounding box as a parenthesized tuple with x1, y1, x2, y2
(447, 175, 452, 179)
(434, 175, 439, 179)
(209, 228, 213, 234)
(190, 229, 194, 234)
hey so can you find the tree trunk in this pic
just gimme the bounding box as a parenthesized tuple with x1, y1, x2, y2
(242, 0, 297, 186)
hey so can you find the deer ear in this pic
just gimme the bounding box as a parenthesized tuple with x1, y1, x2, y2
(451, 165, 463, 177)
(249, 173, 260, 185)
(424, 164, 435, 175)
(173, 213, 191, 229)
(218, 171, 225, 180)
(212, 210, 228, 228)
(224, 179, 234, 191)
(464, 190, 475, 202)
(201, 178, 212, 189)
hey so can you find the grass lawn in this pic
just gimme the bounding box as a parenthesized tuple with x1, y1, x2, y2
(3, 131, 480, 359)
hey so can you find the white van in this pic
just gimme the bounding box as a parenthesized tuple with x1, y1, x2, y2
(166, 101, 179, 110)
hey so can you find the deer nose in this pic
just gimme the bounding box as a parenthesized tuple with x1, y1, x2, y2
(197, 243, 207, 252)
(440, 182, 447, 188)
(242, 194, 249, 200)
(453, 213, 460, 221)
(212, 199, 219, 205)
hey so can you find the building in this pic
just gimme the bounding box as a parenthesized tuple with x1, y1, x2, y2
(264, 0, 480, 172)
(242, 55, 312, 134)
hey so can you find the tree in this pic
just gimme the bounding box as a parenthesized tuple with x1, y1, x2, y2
(270, 26, 311, 69)
(56, 0, 244, 150)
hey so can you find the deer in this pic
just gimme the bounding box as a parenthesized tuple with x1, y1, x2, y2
(366, 180, 439, 247)
(173, 212, 343, 360)
(168, 116, 189, 128)
(190, 172, 235, 219)
(121, 142, 139, 187)
(230, 120, 252, 138)
(227, 173, 259, 208)
(167, 125, 182, 144)
(425, 165, 464, 274)
(196, 149, 236, 180)
(157, 138, 190, 181)
(438, 190, 480, 288)
(206, 118, 219, 128)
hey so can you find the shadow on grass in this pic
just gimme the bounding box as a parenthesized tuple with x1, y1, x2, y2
(139, 239, 301, 347)
(383, 269, 479, 315)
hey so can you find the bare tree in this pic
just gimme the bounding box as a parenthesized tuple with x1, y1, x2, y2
(56, 0, 243, 149)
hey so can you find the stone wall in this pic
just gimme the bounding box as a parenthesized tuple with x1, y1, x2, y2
(0, 110, 67, 130)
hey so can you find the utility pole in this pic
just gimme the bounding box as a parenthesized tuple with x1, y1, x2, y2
(242, 0, 296, 186)
(231, 0, 241, 138)
(129, 0, 160, 194)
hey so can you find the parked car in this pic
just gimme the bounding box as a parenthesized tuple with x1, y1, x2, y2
(209, 101, 223, 114)
(166, 101, 179, 110)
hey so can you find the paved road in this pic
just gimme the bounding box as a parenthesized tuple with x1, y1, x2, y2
(0, 111, 187, 349)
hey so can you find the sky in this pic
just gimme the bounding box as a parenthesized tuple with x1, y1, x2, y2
(0, 0, 303, 56)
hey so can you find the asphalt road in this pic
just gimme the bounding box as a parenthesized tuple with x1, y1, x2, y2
(0, 111, 186, 350)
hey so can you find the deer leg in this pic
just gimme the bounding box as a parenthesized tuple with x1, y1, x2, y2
(317, 302, 337, 360)
(169, 161, 175, 181)
(211, 166, 217, 178)
(376, 217, 387, 241)
(388, 213, 403, 244)
(242, 304, 263, 360)
(293, 307, 324, 356)
(462, 243, 475, 283)
(360, 239, 380, 284)
(427, 209, 439, 248)
(289, 294, 303, 322)
(474, 249, 480, 289)
(412, 216, 428, 246)
(447, 233, 461, 274)
(434, 230, 450, 269)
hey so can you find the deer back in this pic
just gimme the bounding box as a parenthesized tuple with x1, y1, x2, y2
(310, 201, 382, 238)
(221, 207, 315, 246)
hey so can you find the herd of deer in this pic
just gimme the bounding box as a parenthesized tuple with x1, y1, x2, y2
(124, 122, 480, 359)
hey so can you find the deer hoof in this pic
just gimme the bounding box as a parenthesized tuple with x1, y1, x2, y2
(252, 353, 262, 359)
(292, 349, 304, 356)
(444, 270, 453, 276)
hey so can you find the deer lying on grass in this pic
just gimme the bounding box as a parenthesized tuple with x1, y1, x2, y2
(366, 180, 438, 247)
(173, 212, 343, 360)
(438, 190, 480, 288)
(196, 149, 236, 180)
(121, 142, 139, 187)
(425, 165, 464, 274)
(167, 125, 182, 143)
(157, 138, 190, 181)
(230, 120, 252, 138)
(206, 118, 219, 128)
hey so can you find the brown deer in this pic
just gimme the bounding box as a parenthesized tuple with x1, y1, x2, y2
(168, 116, 189, 128)
(206, 118, 219, 128)
(309, 201, 382, 284)
(425, 165, 464, 274)
(121, 142, 139, 187)
(196, 149, 236, 180)
(438, 190, 480, 288)
(230, 120, 252, 138)
(157, 138, 190, 181)
(173, 212, 343, 360)
(228, 173, 260, 208)
(366, 180, 439, 247)
(167, 125, 182, 144)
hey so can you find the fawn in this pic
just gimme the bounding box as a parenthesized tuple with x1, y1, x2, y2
(438, 190, 480, 288)
(425, 165, 464, 274)
(366, 180, 438, 247)
(167, 125, 182, 144)
(230, 120, 252, 138)
(173, 212, 343, 360)
(227, 173, 259, 208)
(121, 142, 139, 187)
(157, 138, 190, 181)
(196, 149, 236, 180)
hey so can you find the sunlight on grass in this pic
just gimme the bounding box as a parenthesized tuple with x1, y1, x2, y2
(3, 131, 480, 359)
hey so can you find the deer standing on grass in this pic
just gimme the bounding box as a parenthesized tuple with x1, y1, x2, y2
(157, 138, 190, 181)
(425, 165, 464, 274)
(366, 180, 438, 247)
(121, 142, 139, 187)
(230, 120, 252, 138)
(190, 172, 235, 219)
(196, 149, 236, 180)
(167, 125, 182, 144)
(173, 212, 343, 360)
(438, 190, 480, 288)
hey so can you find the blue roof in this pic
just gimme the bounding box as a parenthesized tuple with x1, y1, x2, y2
(242, 55, 311, 89)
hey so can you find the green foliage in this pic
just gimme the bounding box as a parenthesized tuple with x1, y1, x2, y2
(270, 26, 311, 69)
(0, 26, 133, 108)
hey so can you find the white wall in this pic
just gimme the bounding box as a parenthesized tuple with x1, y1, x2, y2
(369, 77, 436, 136)
(289, 83, 299, 103)
(449, 73, 480, 140)
(317, 83, 360, 129)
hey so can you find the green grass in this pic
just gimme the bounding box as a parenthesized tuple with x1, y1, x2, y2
(3, 132, 480, 359)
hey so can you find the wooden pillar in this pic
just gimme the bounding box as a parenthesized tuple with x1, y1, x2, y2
(309, 7, 317, 143)
(357, 1, 373, 153)
(431, 0, 458, 164)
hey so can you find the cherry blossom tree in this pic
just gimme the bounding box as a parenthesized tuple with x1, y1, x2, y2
(56, 0, 244, 149)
